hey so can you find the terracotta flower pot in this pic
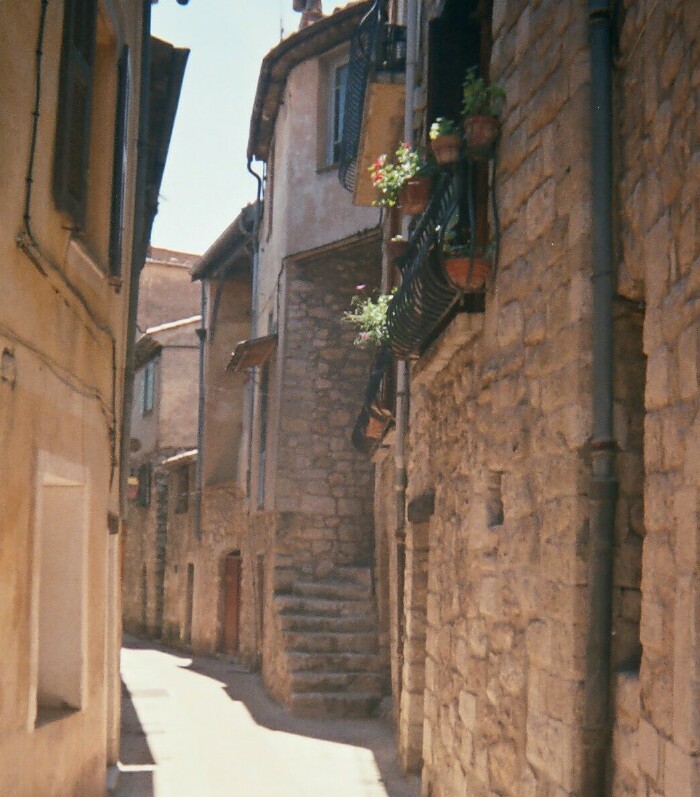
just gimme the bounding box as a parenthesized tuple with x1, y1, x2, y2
(399, 176, 431, 216)
(444, 255, 491, 290)
(463, 115, 500, 159)
(386, 238, 409, 264)
(430, 134, 462, 166)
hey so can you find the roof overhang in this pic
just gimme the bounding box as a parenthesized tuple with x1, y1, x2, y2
(134, 334, 162, 369)
(190, 202, 259, 281)
(227, 334, 278, 373)
(247, 1, 372, 162)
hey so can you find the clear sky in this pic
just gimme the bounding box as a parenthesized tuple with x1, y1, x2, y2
(150, 0, 322, 256)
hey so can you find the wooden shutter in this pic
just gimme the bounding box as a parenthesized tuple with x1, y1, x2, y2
(53, 0, 97, 227)
(109, 46, 130, 277)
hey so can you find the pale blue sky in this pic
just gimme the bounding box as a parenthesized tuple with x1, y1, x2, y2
(151, 1, 322, 255)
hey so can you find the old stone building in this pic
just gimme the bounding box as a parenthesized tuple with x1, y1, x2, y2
(161, 205, 255, 656)
(122, 247, 200, 637)
(337, 0, 699, 795)
(0, 2, 186, 795)
(240, 1, 390, 716)
(123, 313, 200, 636)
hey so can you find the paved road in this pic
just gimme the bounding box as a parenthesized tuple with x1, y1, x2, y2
(116, 637, 421, 797)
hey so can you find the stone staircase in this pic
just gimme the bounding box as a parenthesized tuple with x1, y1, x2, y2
(274, 566, 385, 718)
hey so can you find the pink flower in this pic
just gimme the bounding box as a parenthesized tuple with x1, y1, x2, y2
(356, 284, 366, 292)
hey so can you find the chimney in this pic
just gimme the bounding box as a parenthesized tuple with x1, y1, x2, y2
(294, 0, 324, 29)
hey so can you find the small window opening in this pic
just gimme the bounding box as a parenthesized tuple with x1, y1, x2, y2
(486, 470, 504, 527)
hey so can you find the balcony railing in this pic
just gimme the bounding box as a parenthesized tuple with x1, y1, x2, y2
(386, 159, 497, 358)
(338, 1, 405, 193)
(351, 344, 394, 454)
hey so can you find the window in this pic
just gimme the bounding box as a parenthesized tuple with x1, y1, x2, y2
(327, 62, 348, 165)
(175, 465, 189, 514)
(109, 46, 130, 277)
(54, 0, 129, 275)
(53, 0, 98, 227)
(31, 455, 87, 726)
(142, 360, 155, 414)
(136, 463, 151, 507)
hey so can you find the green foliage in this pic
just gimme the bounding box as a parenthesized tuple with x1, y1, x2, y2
(461, 67, 506, 117)
(369, 143, 434, 207)
(429, 117, 460, 140)
(344, 287, 397, 348)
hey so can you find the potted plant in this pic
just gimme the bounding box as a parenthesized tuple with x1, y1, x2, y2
(461, 67, 506, 158)
(386, 234, 410, 265)
(429, 117, 461, 166)
(370, 143, 434, 215)
(440, 224, 491, 290)
(343, 285, 397, 348)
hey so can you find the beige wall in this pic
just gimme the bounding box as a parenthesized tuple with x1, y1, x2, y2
(203, 276, 252, 487)
(0, 0, 144, 792)
(138, 250, 201, 331)
(256, 45, 381, 319)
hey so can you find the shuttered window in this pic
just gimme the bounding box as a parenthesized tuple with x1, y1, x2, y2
(53, 0, 98, 227)
(109, 46, 130, 277)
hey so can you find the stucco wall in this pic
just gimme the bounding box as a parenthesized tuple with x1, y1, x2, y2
(256, 46, 380, 317)
(0, 0, 143, 792)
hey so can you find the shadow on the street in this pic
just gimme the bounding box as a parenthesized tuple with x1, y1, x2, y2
(117, 676, 156, 797)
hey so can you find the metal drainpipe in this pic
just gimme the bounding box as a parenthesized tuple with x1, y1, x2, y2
(193, 282, 207, 540)
(583, 1, 617, 794)
(395, 0, 418, 701)
(120, 1, 152, 518)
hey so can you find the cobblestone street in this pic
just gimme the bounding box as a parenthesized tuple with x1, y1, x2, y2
(115, 637, 420, 797)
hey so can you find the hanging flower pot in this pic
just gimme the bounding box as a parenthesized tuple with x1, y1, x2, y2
(443, 253, 491, 291)
(429, 118, 462, 166)
(399, 176, 431, 216)
(430, 134, 462, 166)
(462, 115, 500, 159)
(461, 67, 505, 160)
(386, 236, 409, 265)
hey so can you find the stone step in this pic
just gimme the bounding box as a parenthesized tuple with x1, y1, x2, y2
(283, 630, 378, 654)
(286, 650, 379, 673)
(289, 670, 384, 695)
(278, 612, 376, 634)
(333, 566, 372, 587)
(288, 691, 382, 719)
(275, 593, 376, 618)
(292, 580, 371, 601)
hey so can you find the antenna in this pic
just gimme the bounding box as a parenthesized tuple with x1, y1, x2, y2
(279, 0, 284, 39)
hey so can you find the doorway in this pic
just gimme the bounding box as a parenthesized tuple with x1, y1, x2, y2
(222, 552, 242, 655)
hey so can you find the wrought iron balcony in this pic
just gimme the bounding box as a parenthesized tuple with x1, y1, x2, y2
(386, 160, 497, 358)
(338, 0, 406, 195)
(351, 344, 394, 454)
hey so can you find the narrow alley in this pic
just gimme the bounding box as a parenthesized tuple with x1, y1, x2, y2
(116, 637, 420, 797)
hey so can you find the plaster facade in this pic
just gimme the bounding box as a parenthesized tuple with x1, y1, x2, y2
(0, 1, 156, 794)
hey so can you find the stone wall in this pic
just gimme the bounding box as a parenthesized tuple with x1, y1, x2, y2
(370, 1, 699, 796)
(615, 2, 700, 795)
(272, 235, 381, 579)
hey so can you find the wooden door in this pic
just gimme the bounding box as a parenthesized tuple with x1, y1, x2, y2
(222, 553, 241, 654)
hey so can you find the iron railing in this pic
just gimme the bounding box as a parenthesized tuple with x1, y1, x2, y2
(386, 157, 499, 358)
(386, 171, 462, 357)
(338, 1, 405, 192)
(351, 344, 394, 454)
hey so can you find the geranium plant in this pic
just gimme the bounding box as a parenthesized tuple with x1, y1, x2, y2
(344, 285, 396, 348)
(369, 143, 433, 207)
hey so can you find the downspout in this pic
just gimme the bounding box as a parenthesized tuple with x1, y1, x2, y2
(246, 158, 264, 660)
(583, 1, 617, 794)
(245, 159, 264, 493)
(193, 282, 207, 540)
(120, 1, 152, 518)
(395, 0, 418, 699)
